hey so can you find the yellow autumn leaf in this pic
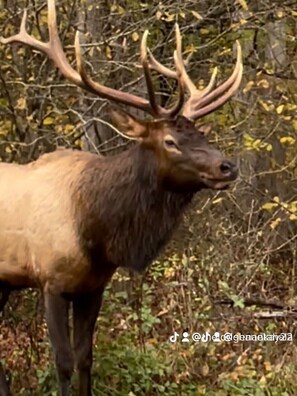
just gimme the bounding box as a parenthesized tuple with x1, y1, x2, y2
(64, 124, 74, 134)
(219, 48, 232, 57)
(15, 97, 27, 110)
(244, 133, 254, 143)
(279, 136, 296, 145)
(55, 125, 63, 134)
(43, 117, 55, 126)
(276, 10, 284, 18)
(288, 201, 297, 212)
(89, 46, 95, 58)
(264, 361, 272, 371)
(262, 202, 278, 211)
(164, 267, 175, 279)
(185, 43, 196, 55)
(252, 139, 261, 149)
(110, 4, 124, 14)
(117, 6, 125, 14)
(197, 385, 206, 394)
(201, 363, 209, 377)
(156, 11, 162, 20)
(105, 46, 112, 60)
(191, 10, 203, 20)
(259, 99, 274, 112)
(259, 375, 267, 385)
(243, 81, 254, 93)
(270, 218, 282, 229)
(276, 104, 284, 114)
(292, 120, 297, 131)
(286, 104, 297, 111)
(289, 214, 297, 221)
(257, 79, 269, 88)
(237, 0, 249, 10)
(132, 32, 139, 42)
(163, 13, 175, 22)
(266, 144, 272, 151)
(230, 22, 240, 31)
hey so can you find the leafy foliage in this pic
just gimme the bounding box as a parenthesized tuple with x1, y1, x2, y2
(0, 0, 296, 394)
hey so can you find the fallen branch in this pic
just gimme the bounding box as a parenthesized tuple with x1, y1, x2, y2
(215, 297, 296, 311)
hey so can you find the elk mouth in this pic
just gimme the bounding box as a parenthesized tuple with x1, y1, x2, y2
(200, 173, 238, 190)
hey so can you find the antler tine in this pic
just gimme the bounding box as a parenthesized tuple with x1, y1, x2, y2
(2, 2, 95, 92)
(147, 49, 177, 79)
(140, 27, 185, 118)
(183, 41, 243, 120)
(145, 25, 220, 110)
(2, 0, 182, 118)
(197, 67, 218, 98)
(1, 0, 242, 121)
(173, 24, 197, 95)
(140, 30, 159, 116)
(0, 0, 88, 88)
(0, 10, 46, 53)
(146, 27, 243, 122)
(147, 25, 209, 98)
(74, 31, 153, 112)
(159, 50, 185, 119)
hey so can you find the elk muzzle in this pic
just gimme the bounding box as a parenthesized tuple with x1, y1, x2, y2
(198, 152, 238, 190)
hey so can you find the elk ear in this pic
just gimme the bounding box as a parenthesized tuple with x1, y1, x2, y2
(110, 108, 148, 139)
(197, 124, 212, 136)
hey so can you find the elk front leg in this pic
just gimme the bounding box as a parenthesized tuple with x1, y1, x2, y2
(44, 293, 73, 396)
(73, 288, 104, 396)
(0, 362, 10, 396)
(0, 289, 10, 313)
(0, 288, 11, 396)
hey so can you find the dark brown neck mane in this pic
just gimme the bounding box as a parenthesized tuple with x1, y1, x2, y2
(73, 144, 197, 272)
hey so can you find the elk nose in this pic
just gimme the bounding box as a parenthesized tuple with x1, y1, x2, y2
(219, 160, 238, 177)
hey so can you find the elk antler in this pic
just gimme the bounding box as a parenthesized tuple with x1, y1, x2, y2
(146, 24, 243, 121)
(0, 0, 184, 119)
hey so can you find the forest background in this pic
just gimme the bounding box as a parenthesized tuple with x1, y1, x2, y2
(0, 0, 296, 394)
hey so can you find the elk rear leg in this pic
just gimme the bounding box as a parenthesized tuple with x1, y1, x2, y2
(44, 293, 73, 396)
(73, 287, 105, 396)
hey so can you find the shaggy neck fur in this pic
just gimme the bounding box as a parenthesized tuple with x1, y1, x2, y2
(73, 145, 198, 272)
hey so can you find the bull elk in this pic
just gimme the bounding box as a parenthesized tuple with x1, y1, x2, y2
(0, 0, 243, 395)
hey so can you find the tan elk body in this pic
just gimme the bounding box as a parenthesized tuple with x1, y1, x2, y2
(0, 149, 97, 292)
(0, 0, 243, 395)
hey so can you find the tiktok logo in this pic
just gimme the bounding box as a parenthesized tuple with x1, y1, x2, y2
(201, 332, 211, 342)
(169, 331, 179, 343)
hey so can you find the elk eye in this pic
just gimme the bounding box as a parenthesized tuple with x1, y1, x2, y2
(164, 138, 178, 148)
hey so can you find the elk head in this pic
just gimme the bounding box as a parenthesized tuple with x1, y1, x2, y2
(0, 0, 243, 192)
